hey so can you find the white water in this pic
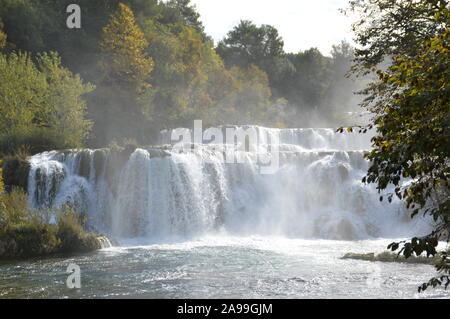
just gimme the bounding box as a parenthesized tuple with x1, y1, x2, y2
(27, 126, 432, 242)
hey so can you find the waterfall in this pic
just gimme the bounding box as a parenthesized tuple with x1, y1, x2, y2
(96, 236, 113, 249)
(27, 126, 432, 242)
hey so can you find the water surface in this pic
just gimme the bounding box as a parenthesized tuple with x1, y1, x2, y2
(1, 236, 448, 299)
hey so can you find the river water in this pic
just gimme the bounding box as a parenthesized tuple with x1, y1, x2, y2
(1, 236, 448, 298)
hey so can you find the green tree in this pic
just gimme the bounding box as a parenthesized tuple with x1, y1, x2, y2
(164, 0, 207, 39)
(37, 52, 94, 147)
(0, 52, 45, 134)
(0, 0, 287, 144)
(143, 20, 282, 128)
(285, 48, 331, 108)
(344, 0, 450, 291)
(0, 0, 55, 53)
(216, 20, 287, 84)
(0, 52, 94, 153)
(345, 0, 447, 74)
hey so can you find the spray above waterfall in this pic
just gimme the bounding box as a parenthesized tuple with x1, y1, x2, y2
(27, 125, 432, 243)
(162, 121, 280, 174)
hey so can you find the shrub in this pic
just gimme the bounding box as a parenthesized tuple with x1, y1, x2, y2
(0, 52, 94, 156)
(0, 188, 59, 258)
(0, 190, 100, 259)
(0, 128, 66, 157)
(0, 188, 30, 229)
(4, 223, 59, 258)
(56, 207, 101, 253)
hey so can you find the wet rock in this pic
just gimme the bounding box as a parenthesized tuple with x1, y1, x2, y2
(342, 251, 441, 265)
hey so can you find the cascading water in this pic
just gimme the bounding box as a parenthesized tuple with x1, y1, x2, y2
(27, 126, 432, 243)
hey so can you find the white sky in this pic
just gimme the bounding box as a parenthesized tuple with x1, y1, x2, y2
(190, 0, 356, 56)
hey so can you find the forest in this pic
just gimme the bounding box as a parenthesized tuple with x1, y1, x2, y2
(0, 0, 361, 153)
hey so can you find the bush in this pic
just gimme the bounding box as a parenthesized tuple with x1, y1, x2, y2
(0, 189, 101, 259)
(3, 223, 59, 258)
(0, 188, 58, 258)
(0, 129, 67, 157)
(0, 188, 30, 230)
(0, 52, 94, 156)
(56, 207, 101, 253)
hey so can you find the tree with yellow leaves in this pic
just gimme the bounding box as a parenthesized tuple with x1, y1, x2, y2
(93, 3, 156, 144)
(99, 2, 154, 91)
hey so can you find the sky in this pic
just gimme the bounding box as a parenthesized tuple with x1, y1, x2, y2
(190, 0, 356, 56)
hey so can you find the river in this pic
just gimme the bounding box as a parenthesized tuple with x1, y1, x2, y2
(1, 236, 448, 298)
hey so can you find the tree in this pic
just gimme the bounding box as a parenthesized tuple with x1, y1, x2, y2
(0, 52, 44, 134)
(228, 65, 274, 125)
(99, 2, 154, 90)
(344, 0, 448, 74)
(324, 41, 366, 123)
(0, 0, 56, 53)
(37, 52, 94, 147)
(164, 0, 208, 40)
(285, 48, 331, 108)
(92, 2, 155, 145)
(216, 20, 285, 78)
(217, 19, 305, 112)
(0, 51, 94, 153)
(344, 0, 450, 291)
(0, 0, 287, 145)
(142, 22, 214, 128)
